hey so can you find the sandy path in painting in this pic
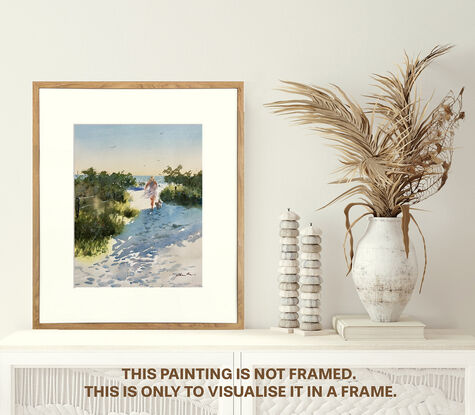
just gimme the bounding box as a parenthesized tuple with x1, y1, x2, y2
(129, 187, 162, 211)
(74, 189, 202, 288)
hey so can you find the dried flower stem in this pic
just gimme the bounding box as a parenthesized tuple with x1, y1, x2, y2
(267, 45, 465, 289)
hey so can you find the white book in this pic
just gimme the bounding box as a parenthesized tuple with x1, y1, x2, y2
(332, 314, 425, 341)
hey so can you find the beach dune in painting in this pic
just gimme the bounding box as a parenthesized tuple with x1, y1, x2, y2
(73, 124, 203, 288)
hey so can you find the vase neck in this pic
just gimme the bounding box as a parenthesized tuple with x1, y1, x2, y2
(366, 217, 402, 233)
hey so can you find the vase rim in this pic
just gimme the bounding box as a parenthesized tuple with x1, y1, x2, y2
(369, 216, 401, 221)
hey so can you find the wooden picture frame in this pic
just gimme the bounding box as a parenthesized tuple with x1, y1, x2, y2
(33, 81, 244, 329)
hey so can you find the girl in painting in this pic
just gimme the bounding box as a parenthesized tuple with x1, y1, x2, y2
(144, 176, 158, 210)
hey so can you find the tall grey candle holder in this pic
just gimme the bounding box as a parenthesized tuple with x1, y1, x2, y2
(271, 209, 300, 333)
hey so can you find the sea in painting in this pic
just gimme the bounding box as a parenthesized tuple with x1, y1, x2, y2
(73, 124, 202, 288)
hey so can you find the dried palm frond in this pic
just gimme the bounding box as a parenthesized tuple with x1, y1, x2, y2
(266, 45, 465, 290)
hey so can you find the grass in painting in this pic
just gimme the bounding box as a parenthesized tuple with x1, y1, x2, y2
(160, 165, 202, 206)
(74, 168, 140, 257)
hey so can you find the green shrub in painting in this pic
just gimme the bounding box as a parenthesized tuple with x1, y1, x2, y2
(160, 184, 202, 206)
(74, 168, 139, 257)
(161, 165, 202, 206)
(75, 168, 137, 203)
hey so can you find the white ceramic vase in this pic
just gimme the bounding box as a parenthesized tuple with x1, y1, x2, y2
(352, 217, 418, 322)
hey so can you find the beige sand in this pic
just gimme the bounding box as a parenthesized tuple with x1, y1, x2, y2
(128, 186, 166, 211)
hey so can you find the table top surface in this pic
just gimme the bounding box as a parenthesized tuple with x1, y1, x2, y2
(1, 329, 475, 351)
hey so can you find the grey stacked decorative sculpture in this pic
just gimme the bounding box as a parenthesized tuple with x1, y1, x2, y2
(273, 209, 300, 333)
(295, 223, 323, 335)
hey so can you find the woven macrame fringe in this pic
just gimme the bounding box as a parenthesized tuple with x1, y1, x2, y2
(372, 368, 465, 403)
(15, 368, 218, 415)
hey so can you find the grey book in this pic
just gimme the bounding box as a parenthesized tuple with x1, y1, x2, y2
(332, 314, 426, 341)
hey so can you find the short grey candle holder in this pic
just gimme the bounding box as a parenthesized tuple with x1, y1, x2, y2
(294, 223, 323, 336)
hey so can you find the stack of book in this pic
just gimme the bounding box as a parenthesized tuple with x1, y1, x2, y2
(332, 314, 425, 341)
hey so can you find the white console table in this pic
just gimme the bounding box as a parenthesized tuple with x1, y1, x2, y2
(2, 329, 475, 414)
(2, 328, 475, 350)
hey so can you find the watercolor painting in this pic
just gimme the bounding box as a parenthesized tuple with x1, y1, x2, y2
(74, 124, 202, 288)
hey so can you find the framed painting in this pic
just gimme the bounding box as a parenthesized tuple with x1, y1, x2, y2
(32, 81, 244, 329)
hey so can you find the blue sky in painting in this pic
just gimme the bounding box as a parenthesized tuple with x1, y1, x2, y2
(74, 124, 202, 175)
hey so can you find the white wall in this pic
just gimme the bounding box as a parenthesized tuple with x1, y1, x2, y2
(0, 0, 474, 338)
